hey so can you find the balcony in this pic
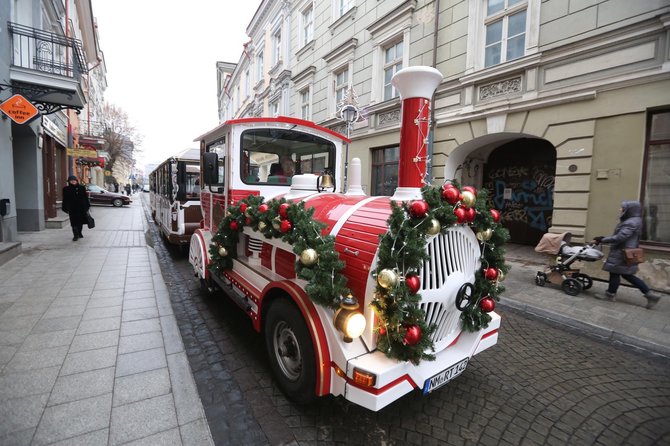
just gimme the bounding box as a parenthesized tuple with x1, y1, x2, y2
(5, 22, 88, 114)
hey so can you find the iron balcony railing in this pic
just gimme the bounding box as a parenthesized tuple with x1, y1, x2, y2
(8, 22, 87, 79)
(79, 119, 106, 138)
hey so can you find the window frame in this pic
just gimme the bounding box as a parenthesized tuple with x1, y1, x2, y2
(382, 39, 404, 101)
(641, 107, 670, 246)
(299, 87, 311, 120)
(300, 2, 314, 48)
(370, 145, 400, 196)
(335, 0, 355, 20)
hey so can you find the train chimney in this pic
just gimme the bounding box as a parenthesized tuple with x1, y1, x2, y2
(390, 66, 443, 201)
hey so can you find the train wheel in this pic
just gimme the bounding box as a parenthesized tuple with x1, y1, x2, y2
(264, 299, 316, 404)
(572, 273, 593, 290)
(561, 278, 583, 296)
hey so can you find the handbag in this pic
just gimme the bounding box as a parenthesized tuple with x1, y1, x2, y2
(623, 247, 644, 265)
(86, 212, 95, 229)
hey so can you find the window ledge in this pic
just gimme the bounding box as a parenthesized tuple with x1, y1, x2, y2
(461, 52, 542, 86)
(329, 6, 357, 35)
(296, 40, 315, 61)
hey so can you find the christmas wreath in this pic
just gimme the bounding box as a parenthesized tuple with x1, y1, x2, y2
(370, 183, 509, 365)
(209, 182, 508, 365)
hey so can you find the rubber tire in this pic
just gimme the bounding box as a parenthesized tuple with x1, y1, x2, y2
(572, 273, 593, 290)
(562, 278, 583, 296)
(112, 198, 124, 207)
(264, 298, 317, 404)
(535, 273, 546, 286)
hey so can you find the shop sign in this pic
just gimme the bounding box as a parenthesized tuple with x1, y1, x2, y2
(0, 94, 39, 124)
(67, 147, 98, 158)
(42, 116, 67, 145)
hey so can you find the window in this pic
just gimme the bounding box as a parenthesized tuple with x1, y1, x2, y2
(484, 0, 527, 67)
(300, 88, 310, 120)
(270, 100, 279, 117)
(256, 50, 264, 83)
(642, 109, 670, 243)
(335, 68, 349, 108)
(383, 41, 403, 101)
(272, 28, 282, 66)
(245, 68, 250, 97)
(301, 4, 314, 46)
(371, 146, 399, 196)
(337, 0, 354, 18)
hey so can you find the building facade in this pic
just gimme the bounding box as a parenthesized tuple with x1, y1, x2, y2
(0, 0, 106, 248)
(220, 0, 670, 289)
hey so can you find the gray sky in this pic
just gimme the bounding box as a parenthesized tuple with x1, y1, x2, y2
(92, 0, 260, 171)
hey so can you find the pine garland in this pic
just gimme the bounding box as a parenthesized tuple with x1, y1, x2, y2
(209, 195, 349, 309)
(371, 183, 509, 365)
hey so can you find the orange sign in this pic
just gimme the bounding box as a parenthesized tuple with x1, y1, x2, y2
(0, 94, 39, 124)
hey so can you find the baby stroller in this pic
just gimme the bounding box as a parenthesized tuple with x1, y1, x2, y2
(534, 232, 604, 296)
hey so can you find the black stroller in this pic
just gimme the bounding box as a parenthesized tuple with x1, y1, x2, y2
(534, 232, 604, 296)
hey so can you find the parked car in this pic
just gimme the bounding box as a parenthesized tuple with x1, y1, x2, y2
(86, 184, 131, 207)
(143, 184, 150, 192)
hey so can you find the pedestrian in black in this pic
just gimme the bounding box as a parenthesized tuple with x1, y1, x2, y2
(592, 200, 661, 309)
(62, 175, 90, 241)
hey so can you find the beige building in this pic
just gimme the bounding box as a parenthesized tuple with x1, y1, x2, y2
(217, 0, 670, 290)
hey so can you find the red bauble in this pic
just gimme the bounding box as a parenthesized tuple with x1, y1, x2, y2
(279, 203, 290, 218)
(230, 220, 239, 231)
(258, 204, 269, 213)
(462, 186, 477, 197)
(403, 325, 422, 345)
(378, 326, 387, 336)
(442, 186, 461, 205)
(409, 200, 429, 218)
(490, 209, 501, 223)
(479, 296, 495, 313)
(239, 203, 248, 214)
(464, 207, 476, 222)
(454, 207, 467, 224)
(280, 219, 293, 233)
(484, 267, 499, 281)
(405, 274, 421, 295)
(245, 217, 252, 225)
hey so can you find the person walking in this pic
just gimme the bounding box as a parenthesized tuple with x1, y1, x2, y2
(62, 175, 90, 241)
(592, 200, 661, 309)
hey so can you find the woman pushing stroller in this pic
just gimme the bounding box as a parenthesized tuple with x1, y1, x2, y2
(591, 200, 661, 309)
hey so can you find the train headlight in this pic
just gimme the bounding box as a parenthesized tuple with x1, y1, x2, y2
(334, 294, 366, 342)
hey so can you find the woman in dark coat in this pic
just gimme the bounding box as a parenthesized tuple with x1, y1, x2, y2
(62, 175, 90, 241)
(592, 200, 660, 309)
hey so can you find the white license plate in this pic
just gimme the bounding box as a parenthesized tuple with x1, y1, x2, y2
(423, 358, 468, 394)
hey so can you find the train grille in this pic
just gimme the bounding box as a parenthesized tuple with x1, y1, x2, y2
(418, 228, 480, 350)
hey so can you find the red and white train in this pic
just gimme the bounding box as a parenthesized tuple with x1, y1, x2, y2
(188, 66, 502, 411)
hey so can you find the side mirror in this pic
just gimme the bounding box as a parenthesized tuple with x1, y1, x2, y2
(202, 152, 219, 184)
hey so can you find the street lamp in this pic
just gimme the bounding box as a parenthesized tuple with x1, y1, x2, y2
(338, 103, 359, 193)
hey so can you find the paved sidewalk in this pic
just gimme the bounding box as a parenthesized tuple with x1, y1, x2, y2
(0, 198, 213, 445)
(502, 244, 670, 358)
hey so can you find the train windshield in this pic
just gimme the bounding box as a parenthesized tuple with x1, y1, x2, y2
(240, 128, 335, 185)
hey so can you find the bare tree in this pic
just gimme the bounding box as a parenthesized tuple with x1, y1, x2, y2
(99, 103, 143, 175)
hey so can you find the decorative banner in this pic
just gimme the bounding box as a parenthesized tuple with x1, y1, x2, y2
(0, 94, 39, 124)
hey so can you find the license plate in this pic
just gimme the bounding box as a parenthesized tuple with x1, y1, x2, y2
(423, 358, 468, 394)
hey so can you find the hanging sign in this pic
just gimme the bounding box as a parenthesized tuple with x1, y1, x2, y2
(0, 94, 39, 124)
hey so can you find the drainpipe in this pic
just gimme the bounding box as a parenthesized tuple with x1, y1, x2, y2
(427, 0, 441, 183)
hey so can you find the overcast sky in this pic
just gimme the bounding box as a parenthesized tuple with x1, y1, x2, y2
(92, 0, 260, 171)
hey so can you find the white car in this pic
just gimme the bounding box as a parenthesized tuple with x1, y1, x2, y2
(143, 184, 150, 192)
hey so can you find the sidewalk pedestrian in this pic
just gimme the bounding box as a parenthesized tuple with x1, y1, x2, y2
(592, 200, 661, 309)
(62, 175, 90, 241)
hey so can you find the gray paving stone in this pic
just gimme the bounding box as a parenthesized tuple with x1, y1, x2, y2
(118, 331, 163, 354)
(109, 394, 178, 445)
(77, 316, 121, 335)
(113, 367, 171, 407)
(122, 307, 159, 322)
(124, 282, 154, 292)
(0, 328, 32, 346)
(49, 428, 109, 446)
(167, 352, 204, 426)
(56, 287, 95, 298)
(161, 315, 184, 355)
(120, 318, 161, 336)
(124, 289, 156, 300)
(125, 276, 154, 285)
(123, 297, 156, 310)
(0, 393, 48, 437)
(2, 302, 51, 318)
(31, 315, 81, 333)
(0, 427, 35, 446)
(49, 367, 115, 406)
(181, 418, 215, 446)
(4, 345, 68, 372)
(82, 305, 122, 321)
(90, 289, 124, 299)
(94, 282, 124, 291)
(116, 347, 167, 377)
(69, 329, 119, 353)
(0, 366, 60, 399)
(0, 314, 40, 331)
(60, 346, 117, 376)
(86, 296, 124, 308)
(122, 428, 181, 445)
(49, 296, 89, 307)
(33, 393, 112, 446)
(42, 304, 87, 319)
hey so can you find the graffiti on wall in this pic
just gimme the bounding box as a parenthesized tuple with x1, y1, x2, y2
(486, 166, 555, 232)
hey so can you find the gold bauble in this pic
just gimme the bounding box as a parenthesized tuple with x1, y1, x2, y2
(258, 221, 267, 231)
(300, 248, 318, 266)
(272, 217, 282, 230)
(476, 228, 493, 242)
(218, 247, 228, 257)
(426, 218, 441, 236)
(377, 268, 399, 289)
(461, 190, 476, 208)
(497, 269, 506, 282)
